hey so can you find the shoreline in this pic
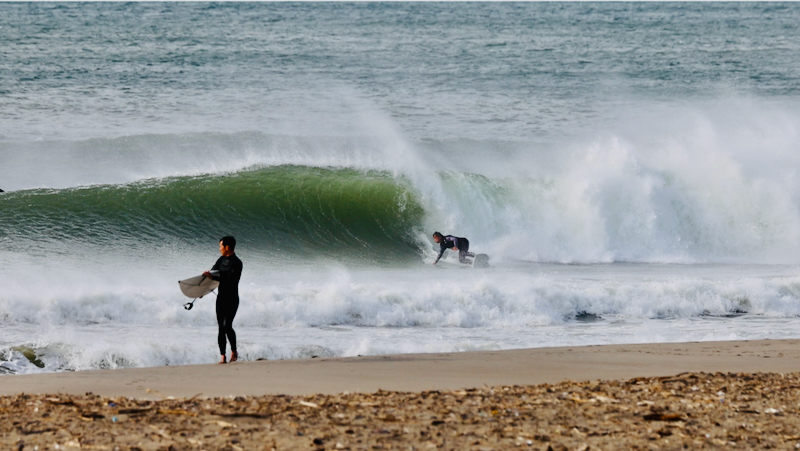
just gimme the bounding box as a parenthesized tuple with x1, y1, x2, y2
(2, 339, 799, 399)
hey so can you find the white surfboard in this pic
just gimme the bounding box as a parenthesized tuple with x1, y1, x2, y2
(179, 271, 219, 298)
(472, 254, 490, 268)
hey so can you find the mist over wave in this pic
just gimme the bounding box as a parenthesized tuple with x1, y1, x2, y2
(4, 100, 800, 264)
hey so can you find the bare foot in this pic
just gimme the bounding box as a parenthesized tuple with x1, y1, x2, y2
(218, 355, 227, 364)
(230, 351, 238, 363)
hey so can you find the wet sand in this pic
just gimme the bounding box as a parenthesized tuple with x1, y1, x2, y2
(3, 340, 800, 450)
(1, 339, 799, 399)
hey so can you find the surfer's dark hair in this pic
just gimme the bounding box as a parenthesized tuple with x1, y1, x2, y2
(432, 231, 443, 239)
(220, 236, 236, 250)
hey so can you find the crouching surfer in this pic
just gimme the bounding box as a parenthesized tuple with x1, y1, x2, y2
(431, 231, 475, 265)
(203, 236, 243, 364)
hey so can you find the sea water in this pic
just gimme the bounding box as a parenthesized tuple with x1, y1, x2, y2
(3, 2, 800, 374)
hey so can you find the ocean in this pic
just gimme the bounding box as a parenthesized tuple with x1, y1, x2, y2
(3, 2, 800, 374)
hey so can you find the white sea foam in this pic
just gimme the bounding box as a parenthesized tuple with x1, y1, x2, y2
(3, 261, 800, 374)
(416, 102, 800, 264)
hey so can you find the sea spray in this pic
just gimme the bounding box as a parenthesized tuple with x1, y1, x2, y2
(4, 265, 800, 374)
(5, 133, 800, 265)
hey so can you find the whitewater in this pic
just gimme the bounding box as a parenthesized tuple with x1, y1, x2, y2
(3, 2, 800, 374)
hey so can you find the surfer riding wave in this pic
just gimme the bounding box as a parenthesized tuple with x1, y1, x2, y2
(431, 232, 475, 265)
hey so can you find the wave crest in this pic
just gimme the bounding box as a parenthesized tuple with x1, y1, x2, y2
(1, 166, 426, 263)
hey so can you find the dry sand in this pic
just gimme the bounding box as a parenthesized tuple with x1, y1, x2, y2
(2, 339, 800, 450)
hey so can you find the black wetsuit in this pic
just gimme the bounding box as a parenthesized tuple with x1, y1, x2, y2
(210, 254, 243, 355)
(434, 235, 475, 264)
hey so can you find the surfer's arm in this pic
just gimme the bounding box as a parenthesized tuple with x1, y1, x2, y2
(432, 246, 446, 264)
(208, 265, 239, 283)
(205, 259, 222, 280)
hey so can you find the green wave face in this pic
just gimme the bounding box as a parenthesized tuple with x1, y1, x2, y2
(0, 166, 426, 264)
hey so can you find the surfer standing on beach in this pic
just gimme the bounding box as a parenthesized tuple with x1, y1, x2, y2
(431, 232, 475, 265)
(203, 236, 243, 364)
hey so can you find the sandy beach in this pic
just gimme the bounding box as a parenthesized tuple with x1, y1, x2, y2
(3, 339, 800, 450)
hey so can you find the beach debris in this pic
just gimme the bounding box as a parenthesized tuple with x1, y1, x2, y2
(1, 371, 799, 450)
(642, 412, 684, 422)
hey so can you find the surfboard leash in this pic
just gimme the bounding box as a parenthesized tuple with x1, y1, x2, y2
(183, 288, 218, 310)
